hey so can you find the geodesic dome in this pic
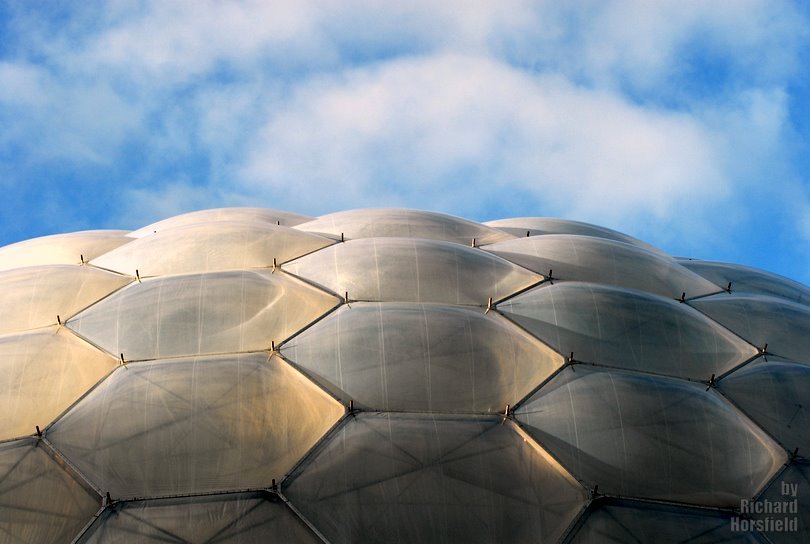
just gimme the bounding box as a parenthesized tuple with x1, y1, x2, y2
(0, 207, 808, 543)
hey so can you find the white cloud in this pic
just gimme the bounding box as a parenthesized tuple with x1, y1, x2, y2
(525, 0, 807, 92)
(237, 55, 729, 231)
(68, 1, 329, 84)
(0, 62, 50, 106)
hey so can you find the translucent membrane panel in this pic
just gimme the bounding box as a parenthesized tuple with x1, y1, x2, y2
(92, 221, 334, 277)
(0, 230, 130, 272)
(515, 366, 785, 507)
(484, 235, 721, 299)
(680, 259, 810, 305)
(752, 461, 808, 543)
(498, 282, 756, 380)
(128, 207, 313, 237)
(281, 303, 562, 412)
(0, 438, 99, 543)
(295, 208, 513, 245)
(690, 294, 810, 363)
(484, 217, 665, 255)
(67, 270, 339, 361)
(78, 492, 319, 543)
(0, 265, 131, 336)
(0, 327, 117, 441)
(285, 413, 586, 544)
(568, 499, 761, 543)
(718, 357, 810, 453)
(284, 238, 542, 305)
(48, 354, 343, 498)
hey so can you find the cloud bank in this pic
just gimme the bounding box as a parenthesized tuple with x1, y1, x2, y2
(1, 0, 809, 281)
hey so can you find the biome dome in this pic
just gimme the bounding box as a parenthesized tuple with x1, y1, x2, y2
(0, 207, 808, 543)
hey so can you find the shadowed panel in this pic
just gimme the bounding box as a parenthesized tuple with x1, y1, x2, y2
(485, 235, 721, 299)
(516, 366, 785, 507)
(499, 282, 755, 379)
(567, 498, 761, 543)
(285, 413, 586, 544)
(78, 492, 319, 543)
(0, 438, 99, 544)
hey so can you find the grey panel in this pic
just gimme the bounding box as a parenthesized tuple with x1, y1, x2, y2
(483, 217, 664, 255)
(567, 498, 762, 543)
(515, 366, 785, 507)
(752, 461, 808, 543)
(484, 234, 721, 299)
(680, 259, 810, 305)
(0, 438, 99, 544)
(498, 282, 756, 379)
(281, 302, 562, 412)
(690, 293, 810, 363)
(48, 354, 343, 498)
(78, 492, 319, 543)
(719, 356, 810, 453)
(285, 412, 586, 544)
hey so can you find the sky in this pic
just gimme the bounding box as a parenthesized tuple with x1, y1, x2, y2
(1, 1, 810, 284)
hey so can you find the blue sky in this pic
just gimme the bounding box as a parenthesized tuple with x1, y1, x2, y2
(2, 1, 810, 284)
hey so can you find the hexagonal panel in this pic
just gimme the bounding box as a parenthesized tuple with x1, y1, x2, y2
(0, 230, 130, 272)
(0, 327, 117, 440)
(285, 412, 586, 544)
(284, 238, 542, 305)
(295, 208, 513, 245)
(128, 207, 313, 238)
(483, 217, 665, 255)
(498, 282, 756, 379)
(77, 492, 319, 543)
(48, 353, 343, 498)
(281, 302, 562, 412)
(719, 356, 810, 453)
(515, 366, 785, 507)
(679, 259, 810, 305)
(567, 498, 761, 543)
(92, 221, 334, 277)
(0, 438, 99, 543)
(484, 235, 722, 299)
(0, 265, 132, 336)
(690, 294, 810, 363)
(67, 270, 340, 360)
